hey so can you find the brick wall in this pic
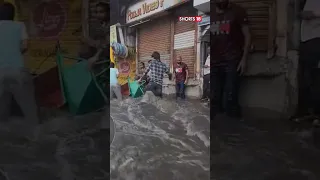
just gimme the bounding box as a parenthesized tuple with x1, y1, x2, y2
(138, 17, 172, 74)
(137, 3, 197, 76)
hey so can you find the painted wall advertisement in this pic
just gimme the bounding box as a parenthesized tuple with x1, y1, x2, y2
(16, 0, 83, 74)
(117, 59, 136, 85)
(110, 24, 136, 85)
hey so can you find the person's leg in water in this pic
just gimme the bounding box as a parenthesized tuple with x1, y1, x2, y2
(176, 82, 181, 99)
(296, 38, 320, 117)
(211, 66, 224, 116)
(0, 70, 12, 121)
(114, 84, 122, 100)
(202, 74, 210, 100)
(110, 85, 114, 99)
(110, 85, 122, 101)
(9, 68, 40, 140)
(223, 62, 241, 118)
(179, 82, 186, 99)
(154, 83, 163, 98)
(10, 69, 40, 124)
(146, 81, 162, 98)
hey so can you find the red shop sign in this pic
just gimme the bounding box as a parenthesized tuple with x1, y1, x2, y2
(32, 0, 67, 39)
(119, 61, 130, 74)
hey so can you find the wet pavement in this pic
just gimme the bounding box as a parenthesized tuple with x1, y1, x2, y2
(110, 92, 210, 179)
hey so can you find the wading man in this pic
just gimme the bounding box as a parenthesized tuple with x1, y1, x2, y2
(295, 0, 320, 118)
(140, 51, 170, 98)
(110, 62, 122, 101)
(174, 56, 189, 99)
(201, 46, 210, 101)
(210, 0, 251, 117)
(0, 2, 40, 140)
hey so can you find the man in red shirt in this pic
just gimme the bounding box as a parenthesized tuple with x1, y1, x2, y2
(174, 56, 189, 99)
(211, 0, 251, 117)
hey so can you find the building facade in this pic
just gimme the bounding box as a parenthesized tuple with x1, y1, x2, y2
(125, 0, 202, 97)
(193, 0, 210, 97)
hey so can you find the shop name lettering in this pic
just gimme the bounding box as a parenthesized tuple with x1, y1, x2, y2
(127, 0, 164, 20)
(41, 10, 61, 30)
(30, 48, 68, 58)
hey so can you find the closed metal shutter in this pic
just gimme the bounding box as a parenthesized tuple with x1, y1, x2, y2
(173, 5, 197, 77)
(137, 17, 172, 74)
(231, 0, 276, 51)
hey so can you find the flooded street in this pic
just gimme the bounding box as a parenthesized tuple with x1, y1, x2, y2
(110, 92, 210, 179)
(1, 95, 320, 180)
(0, 110, 108, 180)
(212, 113, 320, 180)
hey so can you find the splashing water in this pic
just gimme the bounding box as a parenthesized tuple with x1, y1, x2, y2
(110, 92, 210, 180)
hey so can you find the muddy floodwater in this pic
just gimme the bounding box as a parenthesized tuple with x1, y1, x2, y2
(0, 109, 108, 180)
(212, 113, 320, 180)
(110, 92, 210, 179)
(2, 93, 320, 180)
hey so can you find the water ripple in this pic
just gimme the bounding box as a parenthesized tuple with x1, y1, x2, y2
(110, 93, 210, 179)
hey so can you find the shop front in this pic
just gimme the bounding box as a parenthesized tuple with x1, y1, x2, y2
(126, 0, 201, 97)
(193, 0, 210, 98)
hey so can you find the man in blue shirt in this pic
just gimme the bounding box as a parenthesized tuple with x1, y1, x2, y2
(110, 62, 122, 100)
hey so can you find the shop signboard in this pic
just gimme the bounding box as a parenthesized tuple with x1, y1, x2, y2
(126, 0, 187, 23)
(117, 59, 136, 85)
(19, 0, 82, 74)
(110, 24, 117, 44)
(198, 15, 210, 26)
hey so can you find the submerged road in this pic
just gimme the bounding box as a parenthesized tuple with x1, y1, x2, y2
(212, 113, 320, 180)
(1, 93, 319, 180)
(0, 109, 108, 180)
(110, 92, 211, 179)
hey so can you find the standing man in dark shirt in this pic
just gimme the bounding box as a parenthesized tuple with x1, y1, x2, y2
(294, 0, 320, 119)
(174, 56, 189, 99)
(210, 0, 251, 117)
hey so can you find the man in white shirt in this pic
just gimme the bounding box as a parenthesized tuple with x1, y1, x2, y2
(201, 46, 210, 101)
(110, 62, 122, 100)
(297, 0, 320, 117)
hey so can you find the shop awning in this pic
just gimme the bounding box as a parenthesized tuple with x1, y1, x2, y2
(200, 25, 210, 42)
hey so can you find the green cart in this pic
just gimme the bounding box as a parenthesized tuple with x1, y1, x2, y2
(56, 44, 109, 115)
(128, 77, 145, 98)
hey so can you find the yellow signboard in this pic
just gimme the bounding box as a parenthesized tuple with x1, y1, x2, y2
(110, 25, 117, 44)
(110, 25, 117, 64)
(117, 59, 136, 85)
(19, 0, 82, 74)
